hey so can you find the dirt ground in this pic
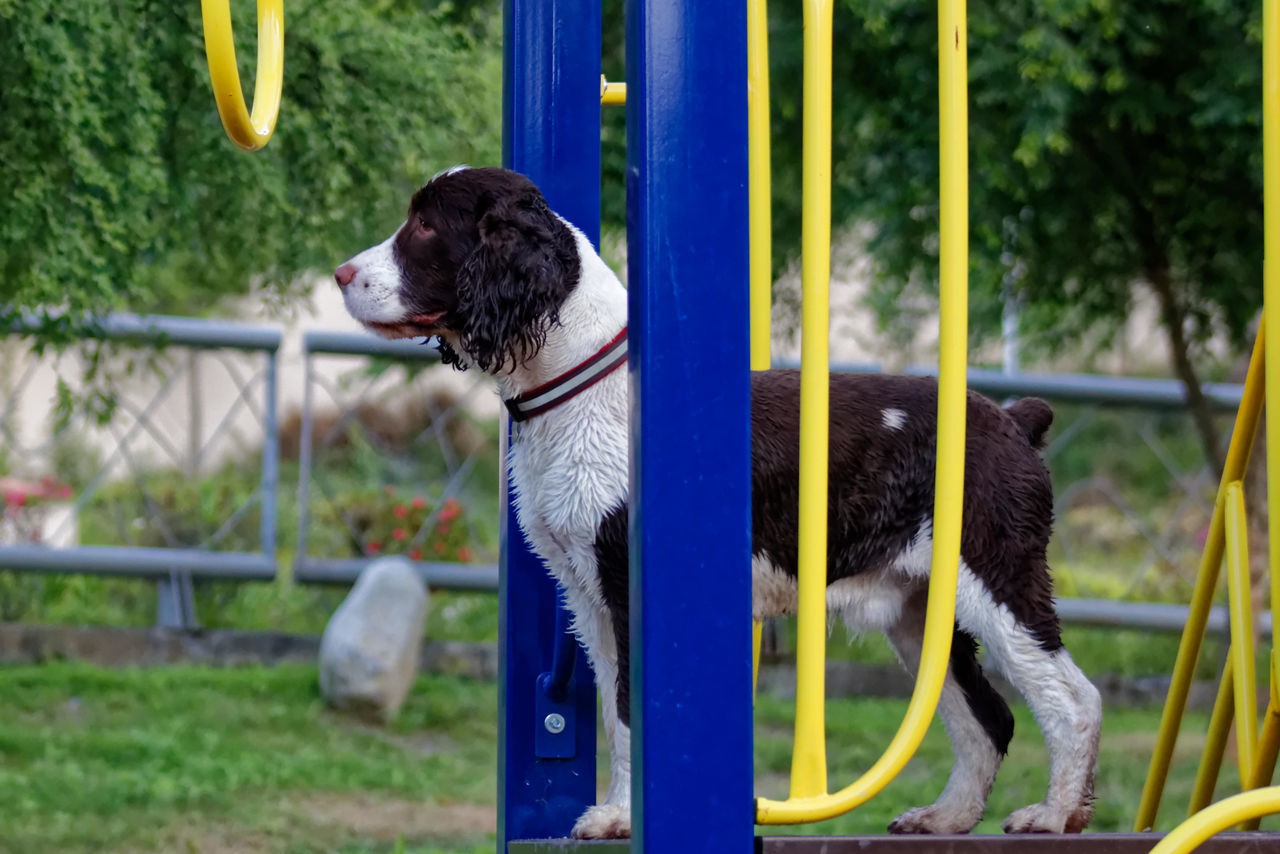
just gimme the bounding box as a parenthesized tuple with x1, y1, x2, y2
(118, 793, 496, 854)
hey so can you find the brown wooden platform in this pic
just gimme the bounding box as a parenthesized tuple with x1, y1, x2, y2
(508, 833, 1280, 853)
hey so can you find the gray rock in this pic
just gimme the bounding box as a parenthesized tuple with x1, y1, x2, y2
(318, 556, 428, 722)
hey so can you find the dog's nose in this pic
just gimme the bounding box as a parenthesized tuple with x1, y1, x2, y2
(335, 262, 357, 288)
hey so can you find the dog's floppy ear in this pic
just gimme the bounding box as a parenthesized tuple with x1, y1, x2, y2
(455, 187, 580, 373)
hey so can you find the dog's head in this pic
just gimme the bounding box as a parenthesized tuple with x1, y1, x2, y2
(334, 166, 581, 373)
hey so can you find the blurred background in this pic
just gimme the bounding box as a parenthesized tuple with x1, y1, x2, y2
(0, 0, 1271, 851)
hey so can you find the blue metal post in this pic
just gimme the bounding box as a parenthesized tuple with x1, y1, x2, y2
(626, 1, 754, 852)
(499, 0, 601, 846)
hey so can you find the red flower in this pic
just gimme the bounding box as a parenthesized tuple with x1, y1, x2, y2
(436, 521, 451, 536)
(457, 547, 472, 563)
(408, 548, 423, 560)
(367, 541, 383, 554)
(393, 504, 408, 519)
(4, 492, 25, 508)
(439, 497, 461, 522)
(392, 528, 407, 541)
(411, 496, 426, 510)
(433, 541, 446, 554)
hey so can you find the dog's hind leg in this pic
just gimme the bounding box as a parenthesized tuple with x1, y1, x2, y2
(884, 590, 1013, 834)
(954, 564, 1101, 834)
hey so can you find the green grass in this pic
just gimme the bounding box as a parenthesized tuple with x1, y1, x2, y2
(775, 619, 1237, 683)
(0, 664, 497, 854)
(0, 659, 1252, 854)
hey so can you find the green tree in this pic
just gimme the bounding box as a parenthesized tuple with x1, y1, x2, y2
(0, 0, 500, 332)
(756, 0, 1263, 469)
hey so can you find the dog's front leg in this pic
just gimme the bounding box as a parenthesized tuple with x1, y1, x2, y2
(567, 595, 632, 840)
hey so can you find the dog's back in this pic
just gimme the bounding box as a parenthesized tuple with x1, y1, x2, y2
(750, 371, 1056, 635)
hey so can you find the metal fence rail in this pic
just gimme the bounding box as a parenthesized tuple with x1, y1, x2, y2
(292, 329, 500, 588)
(0, 314, 282, 625)
(0, 314, 1257, 634)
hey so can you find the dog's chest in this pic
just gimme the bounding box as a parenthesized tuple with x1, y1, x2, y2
(507, 398, 629, 577)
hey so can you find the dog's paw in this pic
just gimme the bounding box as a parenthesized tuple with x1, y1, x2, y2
(1002, 802, 1089, 834)
(888, 805, 981, 835)
(570, 804, 631, 839)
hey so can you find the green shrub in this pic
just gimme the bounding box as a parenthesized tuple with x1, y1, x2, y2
(314, 488, 476, 563)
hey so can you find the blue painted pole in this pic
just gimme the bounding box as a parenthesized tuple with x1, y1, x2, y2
(499, 0, 601, 847)
(626, 1, 755, 852)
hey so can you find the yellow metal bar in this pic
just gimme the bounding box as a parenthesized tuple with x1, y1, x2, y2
(1135, 323, 1267, 830)
(758, 0, 967, 821)
(753, 619, 763, 699)
(1250, 0, 1280, 826)
(787, 0, 835, 801)
(1155, 0, 1280, 835)
(600, 77, 627, 106)
(1241, 702, 1280, 829)
(200, 0, 284, 151)
(747, 0, 771, 708)
(1153, 788, 1280, 854)
(748, 0, 773, 373)
(1225, 481, 1259, 785)
(1267, 0, 1280, 690)
(1254, 702, 1280, 790)
(1189, 659, 1234, 816)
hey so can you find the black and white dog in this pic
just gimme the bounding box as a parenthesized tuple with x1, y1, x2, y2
(335, 166, 1102, 839)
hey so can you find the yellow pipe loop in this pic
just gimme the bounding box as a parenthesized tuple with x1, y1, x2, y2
(201, 0, 284, 151)
(1224, 481, 1259, 785)
(757, 0, 968, 822)
(1136, 323, 1267, 830)
(787, 0, 835, 801)
(1153, 788, 1280, 854)
(600, 77, 627, 106)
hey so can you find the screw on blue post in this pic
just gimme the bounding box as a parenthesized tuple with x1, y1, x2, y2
(625, 0, 754, 851)
(499, 0, 602, 847)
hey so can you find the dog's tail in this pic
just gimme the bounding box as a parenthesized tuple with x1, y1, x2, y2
(1005, 397, 1054, 450)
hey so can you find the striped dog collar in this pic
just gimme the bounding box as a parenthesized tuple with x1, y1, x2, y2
(504, 328, 628, 422)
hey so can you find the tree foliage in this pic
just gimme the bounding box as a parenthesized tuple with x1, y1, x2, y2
(763, 0, 1263, 365)
(0, 0, 500, 328)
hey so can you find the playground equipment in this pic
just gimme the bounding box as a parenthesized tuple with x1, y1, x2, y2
(754, 0, 970, 821)
(1134, 0, 1280, 840)
(200, 0, 284, 150)
(199, 0, 1280, 850)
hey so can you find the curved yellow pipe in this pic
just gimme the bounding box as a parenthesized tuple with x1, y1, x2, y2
(785, 0, 835, 801)
(1151, 788, 1280, 854)
(200, 0, 284, 151)
(757, 0, 968, 822)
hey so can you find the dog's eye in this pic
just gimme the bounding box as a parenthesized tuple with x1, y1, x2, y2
(417, 218, 435, 237)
